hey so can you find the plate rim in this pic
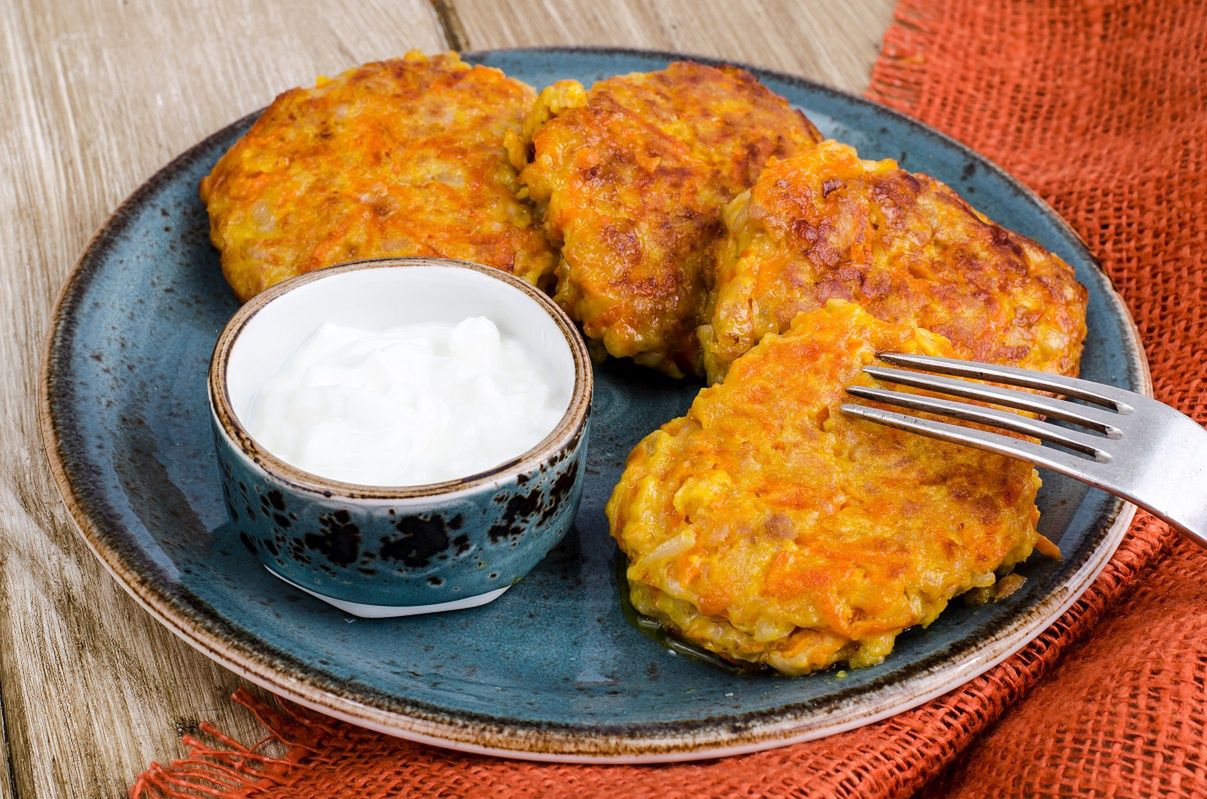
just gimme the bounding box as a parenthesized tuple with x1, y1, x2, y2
(39, 45, 1151, 762)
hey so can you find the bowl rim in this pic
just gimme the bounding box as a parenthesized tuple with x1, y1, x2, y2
(207, 256, 593, 502)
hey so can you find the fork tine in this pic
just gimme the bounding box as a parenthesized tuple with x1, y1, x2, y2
(877, 353, 1135, 412)
(839, 402, 1103, 479)
(862, 366, 1124, 436)
(846, 386, 1113, 459)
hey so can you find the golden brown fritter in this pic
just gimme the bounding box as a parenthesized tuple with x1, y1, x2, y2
(608, 301, 1046, 676)
(200, 51, 555, 301)
(699, 140, 1088, 383)
(514, 62, 822, 377)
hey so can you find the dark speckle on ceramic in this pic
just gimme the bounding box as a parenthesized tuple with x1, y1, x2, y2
(207, 259, 592, 609)
(210, 413, 587, 605)
(41, 48, 1146, 762)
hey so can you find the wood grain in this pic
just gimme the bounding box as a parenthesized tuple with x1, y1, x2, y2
(0, 1, 892, 795)
(0, 697, 12, 799)
(455, 0, 894, 95)
(0, 2, 445, 795)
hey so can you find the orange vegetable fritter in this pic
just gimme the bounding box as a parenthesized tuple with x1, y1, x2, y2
(607, 301, 1044, 675)
(699, 140, 1088, 383)
(200, 51, 555, 301)
(514, 62, 822, 377)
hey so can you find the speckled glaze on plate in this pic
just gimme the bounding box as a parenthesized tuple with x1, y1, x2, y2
(41, 48, 1148, 762)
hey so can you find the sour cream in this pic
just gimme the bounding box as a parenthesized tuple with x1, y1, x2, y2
(245, 317, 569, 486)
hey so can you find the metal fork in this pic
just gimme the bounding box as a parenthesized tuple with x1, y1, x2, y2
(841, 353, 1207, 548)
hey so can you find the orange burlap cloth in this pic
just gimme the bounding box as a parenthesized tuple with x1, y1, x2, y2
(133, 1, 1206, 796)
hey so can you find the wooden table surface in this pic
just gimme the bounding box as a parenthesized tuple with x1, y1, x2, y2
(0, 1, 896, 795)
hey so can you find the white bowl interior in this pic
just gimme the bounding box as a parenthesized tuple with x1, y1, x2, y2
(225, 265, 576, 437)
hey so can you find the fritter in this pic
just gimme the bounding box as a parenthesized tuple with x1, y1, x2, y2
(514, 62, 822, 377)
(200, 51, 555, 301)
(607, 301, 1045, 676)
(699, 140, 1088, 383)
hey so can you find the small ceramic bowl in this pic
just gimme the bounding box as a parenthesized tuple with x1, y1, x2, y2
(208, 258, 592, 618)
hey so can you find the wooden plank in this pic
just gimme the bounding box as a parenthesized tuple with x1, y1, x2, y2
(452, 0, 896, 95)
(0, 2, 446, 795)
(0, 695, 12, 799)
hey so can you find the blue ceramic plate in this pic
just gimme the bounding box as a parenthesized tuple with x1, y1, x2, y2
(42, 48, 1147, 762)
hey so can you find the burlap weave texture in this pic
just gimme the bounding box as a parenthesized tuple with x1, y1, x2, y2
(134, 1, 1207, 796)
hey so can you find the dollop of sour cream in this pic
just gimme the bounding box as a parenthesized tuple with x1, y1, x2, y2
(246, 317, 568, 486)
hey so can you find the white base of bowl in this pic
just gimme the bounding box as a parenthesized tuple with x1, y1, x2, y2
(265, 566, 510, 618)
